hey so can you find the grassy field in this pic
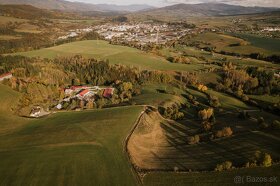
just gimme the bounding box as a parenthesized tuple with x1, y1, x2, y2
(0, 106, 143, 186)
(161, 45, 278, 69)
(207, 90, 251, 110)
(15, 40, 207, 72)
(131, 84, 187, 106)
(192, 32, 280, 56)
(230, 33, 280, 52)
(248, 95, 280, 104)
(0, 16, 27, 25)
(0, 85, 29, 134)
(0, 85, 143, 186)
(144, 165, 280, 186)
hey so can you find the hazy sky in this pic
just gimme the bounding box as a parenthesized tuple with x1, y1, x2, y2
(68, 0, 280, 7)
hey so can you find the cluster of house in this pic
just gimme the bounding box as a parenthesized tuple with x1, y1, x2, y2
(0, 72, 12, 82)
(56, 86, 115, 110)
(261, 27, 280, 32)
(57, 27, 93, 40)
(93, 23, 195, 45)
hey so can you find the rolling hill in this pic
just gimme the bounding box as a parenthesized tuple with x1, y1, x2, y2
(0, 0, 100, 12)
(0, 0, 154, 12)
(131, 3, 279, 20)
(0, 4, 70, 19)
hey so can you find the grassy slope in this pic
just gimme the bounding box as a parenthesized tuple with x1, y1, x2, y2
(248, 95, 280, 104)
(0, 16, 27, 25)
(193, 32, 280, 56)
(15, 40, 206, 72)
(207, 89, 251, 110)
(230, 33, 280, 52)
(0, 84, 143, 185)
(131, 84, 187, 106)
(0, 84, 29, 134)
(0, 106, 142, 186)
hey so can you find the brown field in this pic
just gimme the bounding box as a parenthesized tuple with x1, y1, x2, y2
(0, 35, 22, 40)
(128, 108, 280, 171)
(0, 16, 27, 25)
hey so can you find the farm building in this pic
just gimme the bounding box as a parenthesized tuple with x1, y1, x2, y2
(0, 72, 12, 81)
(103, 88, 114, 98)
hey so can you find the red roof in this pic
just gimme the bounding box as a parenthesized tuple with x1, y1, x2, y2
(71, 86, 88, 90)
(103, 88, 114, 98)
(0, 72, 12, 78)
(79, 89, 89, 97)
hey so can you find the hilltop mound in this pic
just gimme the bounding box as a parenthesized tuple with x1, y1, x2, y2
(127, 108, 280, 171)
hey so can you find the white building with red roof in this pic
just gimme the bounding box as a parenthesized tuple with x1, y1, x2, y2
(0, 72, 12, 81)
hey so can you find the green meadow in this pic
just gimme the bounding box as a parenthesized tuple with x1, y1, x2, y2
(0, 85, 142, 186)
(15, 40, 207, 72)
(230, 33, 280, 53)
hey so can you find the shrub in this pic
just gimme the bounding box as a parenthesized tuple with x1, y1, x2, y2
(198, 108, 213, 121)
(202, 121, 212, 132)
(215, 127, 233, 138)
(250, 151, 273, 167)
(215, 161, 233, 171)
(197, 84, 208, 92)
(258, 117, 269, 129)
(272, 120, 280, 130)
(209, 95, 221, 108)
(187, 135, 200, 145)
(262, 153, 272, 167)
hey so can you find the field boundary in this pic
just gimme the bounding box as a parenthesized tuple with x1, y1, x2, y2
(124, 106, 146, 185)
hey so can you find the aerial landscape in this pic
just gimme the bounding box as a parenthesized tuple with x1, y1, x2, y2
(0, 0, 279, 185)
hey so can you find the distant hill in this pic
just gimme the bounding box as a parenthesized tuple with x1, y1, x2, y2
(0, 0, 154, 12)
(132, 3, 279, 20)
(0, 0, 100, 12)
(95, 4, 154, 12)
(0, 4, 70, 19)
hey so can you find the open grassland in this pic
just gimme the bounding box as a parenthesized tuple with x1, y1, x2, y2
(0, 85, 143, 186)
(207, 90, 251, 110)
(160, 46, 278, 69)
(0, 85, 29, 134)
(248, 95, 280, 105)
(144, 165, 280, 186)
(131, 84, 187, 106)
(230, 33, 280, 52)
(15, 40, 207, 72)
(192, 32, 280, 56)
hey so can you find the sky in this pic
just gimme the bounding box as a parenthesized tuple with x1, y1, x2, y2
(68, 0, 280, 7)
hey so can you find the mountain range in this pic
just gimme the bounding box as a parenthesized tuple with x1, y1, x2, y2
(137, 3, 279, 18)
(0, 0, 279, 16)
(0, 0, 153, 12)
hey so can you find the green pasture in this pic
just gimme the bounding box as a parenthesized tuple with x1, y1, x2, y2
(0, 85, 143, 186)
(15, 40, 206, 72)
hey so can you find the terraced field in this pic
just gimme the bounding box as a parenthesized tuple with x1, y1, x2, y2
(128, 109, 280, 171)
(15, 40, 207, 72)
